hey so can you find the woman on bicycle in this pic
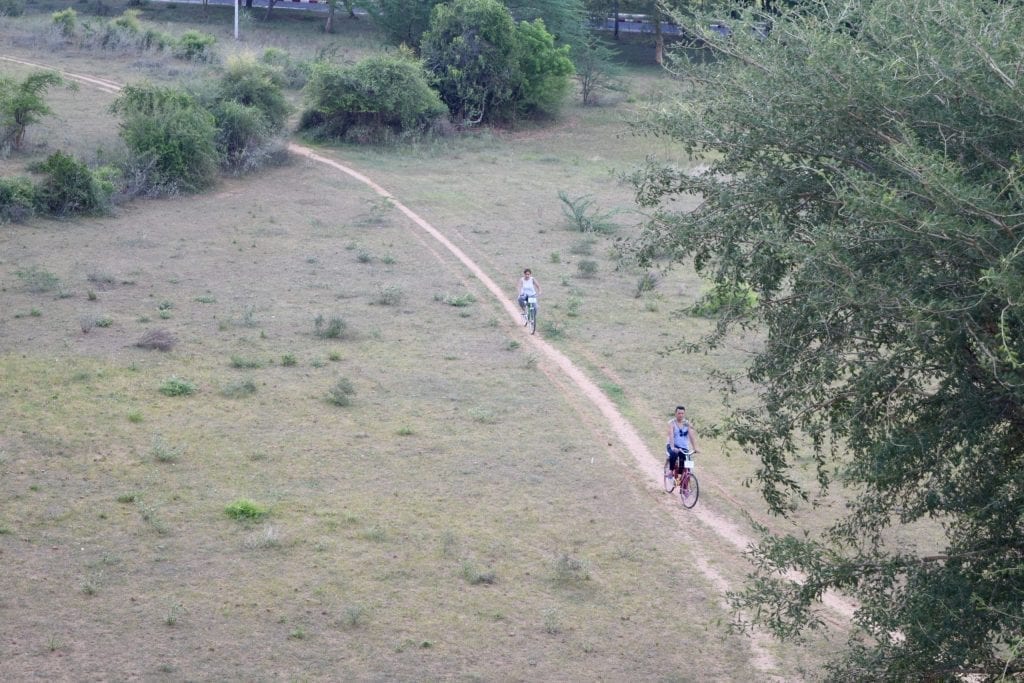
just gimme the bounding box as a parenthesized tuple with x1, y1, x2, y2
(517, 268, 540, 324)
(666, 405, 700, 476)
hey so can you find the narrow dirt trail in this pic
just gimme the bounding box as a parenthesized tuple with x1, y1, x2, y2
(3, 53, 855, 673)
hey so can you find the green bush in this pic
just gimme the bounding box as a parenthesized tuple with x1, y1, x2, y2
(326, 377, 356, 406)
(216, 55, 290, 127)
(0, 71, 65, 152)
(51, 8, 76, 37)
(0, 176, 36, 223)
(299, 54, 447, 142)
(113, 9, 141, 33)
(158, 376, 195, 396)
(259, 48, 308, 89)
(174, 30, 216, 62)
(691, 282, 759, 318)
(112, 83, 219, 195)
(211, 100, 276, 174)
(225, 499, 268, 520)
(31, 152, 111, 216)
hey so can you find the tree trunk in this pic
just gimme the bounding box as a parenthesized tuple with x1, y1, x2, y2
(324, 1, 335, 32)
(654, 7, 663, 65)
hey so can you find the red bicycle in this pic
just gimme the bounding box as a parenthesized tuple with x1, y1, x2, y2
(663, 450, 699, 508)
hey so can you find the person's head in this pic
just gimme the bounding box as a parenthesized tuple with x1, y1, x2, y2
(523, 268, 532, 277)
(674, 406, 686, 419)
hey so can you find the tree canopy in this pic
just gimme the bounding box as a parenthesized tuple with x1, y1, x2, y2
(630, 0, 1024, 678)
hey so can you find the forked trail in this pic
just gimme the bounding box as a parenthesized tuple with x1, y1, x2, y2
(2, 54, 856, 677)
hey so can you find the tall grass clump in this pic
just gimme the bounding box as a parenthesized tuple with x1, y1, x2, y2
(158, 376, 194, 396)
(51, 8, 76, 37)
(15, 265, 60, 293)
(0, 0, 25, 17)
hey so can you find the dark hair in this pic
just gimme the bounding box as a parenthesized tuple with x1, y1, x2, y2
(523, 268, 531, 275)
(675, 405, 686, 412)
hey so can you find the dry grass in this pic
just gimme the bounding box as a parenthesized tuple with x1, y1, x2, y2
(0, 12, 853, 682)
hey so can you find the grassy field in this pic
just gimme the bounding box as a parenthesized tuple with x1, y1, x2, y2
(0, 6, 857, 680)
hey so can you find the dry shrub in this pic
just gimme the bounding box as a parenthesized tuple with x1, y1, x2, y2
(136, 328, 176, 351)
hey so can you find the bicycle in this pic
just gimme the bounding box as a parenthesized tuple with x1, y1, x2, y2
(663, 449, 699, 508)
(523, 295, 537, 335)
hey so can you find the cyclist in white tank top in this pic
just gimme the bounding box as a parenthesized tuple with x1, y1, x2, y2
(666, 405, 701, 475)
(517, 268, 541, 319)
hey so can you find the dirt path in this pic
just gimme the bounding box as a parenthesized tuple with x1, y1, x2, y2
(3, 54, 855, 675)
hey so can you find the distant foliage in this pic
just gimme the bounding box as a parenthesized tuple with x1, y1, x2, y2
(557, 190, 619, 233)
(215, 55, 290, 127)
(299, 54, 447, 143)
(690, 282, 758, 318)
(111, 83, 219, 195)
(574, 35, 623, 106)
(367, 0, 443, 47)
(0, 0, 24, 17)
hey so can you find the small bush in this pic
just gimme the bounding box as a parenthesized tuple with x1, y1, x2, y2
(434, 292, 476, 307)
(113, 9, 141, 33)
(51, 8, 77, 37)
(150, 436, 182, 463)
(221, 377, 257, 398)
(461, 560, 497, 585)
(577, 260, 598, 278)
(225, 499, 269, 520)
(326, 377, 356, 406)
(111, 84, 219, 195)
(31, 152, 111, 216)
(558, 191, 619, 234)
(314, 314, 348, 339)
(635, 271, 659, 297)
(158, 376, 194, 396)
(0, 176, 36, 223)
(229, 355, 262, 369)
(691, 281, 759, 318)
(136, 328, 176, 351)
(375, 284, 403, 306)
(174, 30, 216, 62)
(281, 353, 297, 366)
(552, 553, 590, 584)
(216, 54, 290, 127)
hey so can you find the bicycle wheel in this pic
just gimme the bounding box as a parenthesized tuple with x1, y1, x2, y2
(679, 472, 699, 508)
(528, 305, 537, 335)
(662, 464, 675, 492)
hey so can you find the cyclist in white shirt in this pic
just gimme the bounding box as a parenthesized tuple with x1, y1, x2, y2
(666, 405, 700, 476)
(517, 268, 540, 323)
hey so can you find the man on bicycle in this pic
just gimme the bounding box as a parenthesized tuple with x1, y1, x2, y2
(666, 405, 700, 476)
(517, 268, 540, 324)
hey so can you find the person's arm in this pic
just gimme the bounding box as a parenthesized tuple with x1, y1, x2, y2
(666, 422, 676, 452)
(688, 422, 700, 453)
(534, 279, 541, 295)
(517, 278, 524, 296)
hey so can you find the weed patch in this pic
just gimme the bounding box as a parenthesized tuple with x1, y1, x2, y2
(225, 499, 269, 521)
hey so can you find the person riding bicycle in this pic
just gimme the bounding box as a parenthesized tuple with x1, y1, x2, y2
(517, 268, 540, 324)
(666, 405, 700, 477)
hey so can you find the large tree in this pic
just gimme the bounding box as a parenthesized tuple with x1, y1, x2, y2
(631, 0, 1024, 679)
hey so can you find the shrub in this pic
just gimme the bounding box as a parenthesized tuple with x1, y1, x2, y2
(375, 284, 404, 306)
(112, 9, 141, 33)
(216, 55, 290, 127)
(299, 54, 447, 143)
(211, 100, 277, 174)
(225, 499, 268, 520)
(31, 152, 111, 216)
(158, 376, 194, 396)
(558, 191, 619, 234)
(635, 271, 659, 297)
(136, 328, 176, 351)
(15, 265, 60, 293)
(577, 260, 598, 278)
(111, 84, 219, 195)
(221, 377, 257, 398)
(174, 30, 216, 62)
(313, 314, 348, 339)
(326, 377, 356, 406)
(691, 282, 759, 318)
(51, 8, 77, 37)
(0, 176, 36, 223)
